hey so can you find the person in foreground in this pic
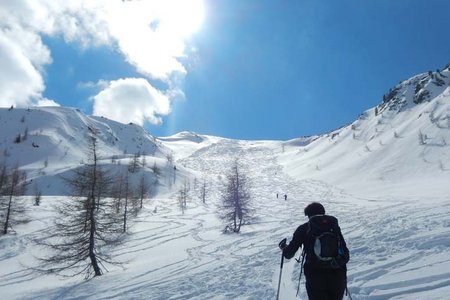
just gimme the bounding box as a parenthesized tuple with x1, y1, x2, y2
(279, 202, 350, 300)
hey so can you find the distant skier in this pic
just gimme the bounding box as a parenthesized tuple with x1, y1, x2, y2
(276, 193, 279, 198)
(279, 202, 350, 300)
(284, 194, 287, 201)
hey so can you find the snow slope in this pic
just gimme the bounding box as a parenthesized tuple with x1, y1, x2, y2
(279, 66, 450, 197)
(1, 63, 450, 299)
(0, 106, 184, 195)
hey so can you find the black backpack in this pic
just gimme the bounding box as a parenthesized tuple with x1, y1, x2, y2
(305, 215, 349, 269)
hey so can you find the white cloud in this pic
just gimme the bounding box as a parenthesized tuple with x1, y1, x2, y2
(0, 0, 203, 123)
(0, 25, 51, 107)
(102, 0, 204, 80)
(37, 98, 60, 107)
(77, 80, 109, 90)
(92, 78, 172, 126)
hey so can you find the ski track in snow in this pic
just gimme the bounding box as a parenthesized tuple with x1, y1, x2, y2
(2, 141, 450, 299)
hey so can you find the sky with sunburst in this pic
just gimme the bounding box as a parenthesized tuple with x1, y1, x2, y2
(1, 0, 450, 140)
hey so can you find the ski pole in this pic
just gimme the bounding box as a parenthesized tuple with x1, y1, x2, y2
(346, 287, 353, 300)
(276, 252, 284, 300)
(295, 249, 306, 297)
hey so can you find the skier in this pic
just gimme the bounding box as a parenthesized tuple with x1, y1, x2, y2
(284, 194, 287, 201)
(279, 202, 349, 300)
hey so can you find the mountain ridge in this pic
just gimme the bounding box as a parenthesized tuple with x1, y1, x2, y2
(1, 63, 449, 196)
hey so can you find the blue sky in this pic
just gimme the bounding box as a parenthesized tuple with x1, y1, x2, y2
(1, 0, 450, 140)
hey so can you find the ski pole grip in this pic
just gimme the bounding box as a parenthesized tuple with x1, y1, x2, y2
(278, 238, 287, 250)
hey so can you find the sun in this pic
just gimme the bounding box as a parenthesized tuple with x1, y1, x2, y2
(158, 0, 205, 39)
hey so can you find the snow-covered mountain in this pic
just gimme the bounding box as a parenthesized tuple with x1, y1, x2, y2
(1, 63, 450, 299)
(1, 63, 449, 197)
(280, 63, 450, 196)
(3, 64, 449, 197)
(0, 106, 190, 195)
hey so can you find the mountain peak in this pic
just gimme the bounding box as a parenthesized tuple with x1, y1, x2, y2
(378, 63, 450, 114)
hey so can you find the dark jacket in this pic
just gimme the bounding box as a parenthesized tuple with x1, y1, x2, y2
(282, 216, 349, 274)
(283, 215, 349, 299)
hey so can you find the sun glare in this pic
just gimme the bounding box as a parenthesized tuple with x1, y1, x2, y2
(108, 0, 205, 79)
(158, 0, 205, 38)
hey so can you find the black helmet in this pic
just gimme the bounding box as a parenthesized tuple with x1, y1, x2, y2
(304, 202, 325, 218)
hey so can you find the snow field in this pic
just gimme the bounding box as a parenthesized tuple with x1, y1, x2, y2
(2, 81, 450, 300)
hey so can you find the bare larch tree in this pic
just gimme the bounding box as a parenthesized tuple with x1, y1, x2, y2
(137, 174, 151, 209)
(219, 159, 253, 233)
(38, 135, 122, 278)
(1, 163, 27, 234)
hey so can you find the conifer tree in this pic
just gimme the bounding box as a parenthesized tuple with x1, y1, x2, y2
(38, 136, 122, 278)
(218, 159, 253, 233)
(1, 163, 27, 234)
(137, 174, 151, 209)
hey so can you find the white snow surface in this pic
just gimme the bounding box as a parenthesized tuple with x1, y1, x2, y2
(1, 66, 450, 299)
